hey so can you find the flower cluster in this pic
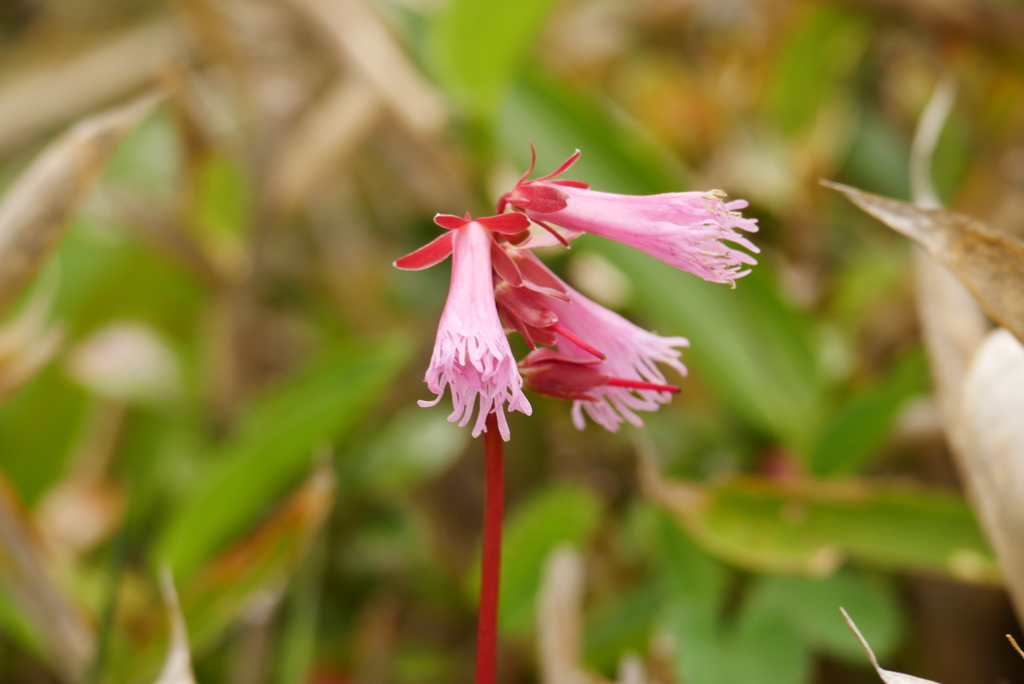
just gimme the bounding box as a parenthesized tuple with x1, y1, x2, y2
(395, 147, 758, 440)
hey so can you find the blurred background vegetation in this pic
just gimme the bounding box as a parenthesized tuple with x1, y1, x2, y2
(1, 0, 1023, 683)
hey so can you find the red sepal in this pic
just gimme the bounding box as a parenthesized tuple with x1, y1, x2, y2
(512, 183, 570, 214)
(513, 255, 569, 300)
(494, 283, 557, 328)
(498, 309, 537, 350)
(522, 322, 557, 347)
(434, 214, 469, 230)
(508, 229, 532, 246)
(530, 218, 571, 248)
(519, 348, 608, 401)
(548, 179, 589, 189)
(478, 213, 531, 234)
(490, 238, 523, 287)
(522, 348, 600, 366)
(394, 231, 455, 270)
(515, 142, 539, 187)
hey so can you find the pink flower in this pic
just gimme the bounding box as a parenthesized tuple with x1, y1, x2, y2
(395, 213, 533, 440)
(499, 148, 759, 285)
(513, 251, 689, 432)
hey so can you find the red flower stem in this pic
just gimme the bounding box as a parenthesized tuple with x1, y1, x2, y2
(476, 413, 505, 684)
(606, 377, 680, 393)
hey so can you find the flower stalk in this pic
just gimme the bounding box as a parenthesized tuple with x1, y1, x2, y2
(476, 412, 504, 684)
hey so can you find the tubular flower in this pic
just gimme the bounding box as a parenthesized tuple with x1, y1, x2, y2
(499, 147, 759, 285)
(513, 251, 689, 432)
(395, 213, 533, 440)
(520, 349, 680, 403)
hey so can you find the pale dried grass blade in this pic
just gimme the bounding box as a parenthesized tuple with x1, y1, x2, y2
(0, 22, 182, 152)
(537, 547, 612, 684)
(0, 92, 161, 317)
(960, 330, 1024, 621)
(909, 75, 955, 212)
(841, 608, 942, 684)
(154, 568, 197, 684)
(0, 475, 95, 682)
(905, 74, 987, 419)
(912, 251, 989, 422)
(283, 0, 446, 135)
(0, 274, 64, 404)
(1007, 634, 1024, 660)
(617, 654, 649, 684)
(538, 547, 585, 684)
(269, 76, 382, 210)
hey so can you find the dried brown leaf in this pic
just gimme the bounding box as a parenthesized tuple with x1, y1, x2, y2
(0, 475, 94, 682)
(269, 76, 382, 210)
(0, 93, 161, 317)
(841, 608, 942, 684)
(282, 0, 446, 135)
(0, 22, 182, 152)
(822, 181, 1024, 345)
(906, 73, 987, 419)
(901, 78, 1024, 629)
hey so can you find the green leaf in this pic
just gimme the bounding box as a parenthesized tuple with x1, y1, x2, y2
(0, 585, 46, 660)
(273, 535, 326, 684)
(647, 470, 997, 581)
(352, 405, 470, 495)
(809, 350, 929, 476)
(0, 366, 87, 505)
(732, 604, 810, 684)
(157, 335, 410, 576)
(838, 108, 910, 200)
(655, 506, 725, 609)
(748, 569, 903, 663)
(662, 579, 810, 684)
(430, 0, 560, 117)
(769, 4, 871, 136)
(583, 585, 662, 675)
(594, 240, 823, 452)
(468, 485, 602, 635)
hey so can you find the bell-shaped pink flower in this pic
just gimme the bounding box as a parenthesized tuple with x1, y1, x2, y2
(395, 214, 533, 440)
(514, 251, 688, 432)
(499, 148, 759, 285)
